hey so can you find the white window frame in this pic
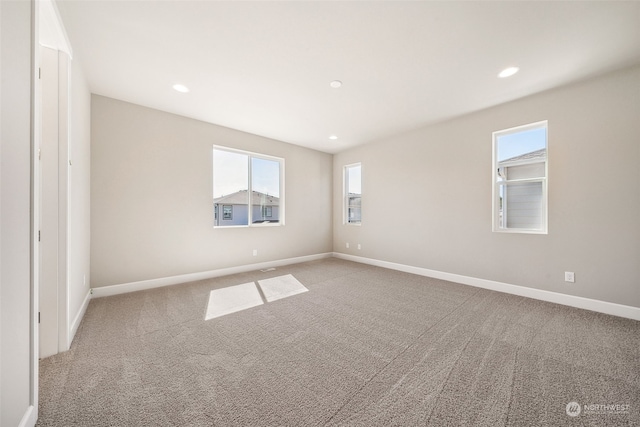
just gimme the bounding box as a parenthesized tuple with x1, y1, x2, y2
(213, 145, 285, 228)
(343, 163, 362, 225)
(492, 121, 548, 234)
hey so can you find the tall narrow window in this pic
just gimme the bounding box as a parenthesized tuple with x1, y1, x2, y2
(213, 146, 284, 227)
(344, 163, 362, 225)
(493, 121, 547, 233)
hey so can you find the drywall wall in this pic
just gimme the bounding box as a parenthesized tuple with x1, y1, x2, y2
(91, 96, 332, 288)
(1, 0, 36, 425)
(1, 0, 3, 417)
(334, 65, 640, 308)
(68, 56, 91, 339)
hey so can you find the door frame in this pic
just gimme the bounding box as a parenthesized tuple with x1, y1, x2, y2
(36, 0, 73, 359)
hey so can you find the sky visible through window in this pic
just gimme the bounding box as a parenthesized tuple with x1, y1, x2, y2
(497, 127, 546, 162)
(213, 149, 280, 198)
(252, 157, 280, 197)
(213, 149, 248, 198)
(347, 165, 361, 195)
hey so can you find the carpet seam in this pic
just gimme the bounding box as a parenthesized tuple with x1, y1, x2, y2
(423, 314, 483, 426)
(323, 287, 483, 426)
(504, 347, 520, 427)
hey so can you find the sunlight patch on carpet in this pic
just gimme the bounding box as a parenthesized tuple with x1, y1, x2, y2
(205, 282, 264, 320)
(258, 274, 308, 302)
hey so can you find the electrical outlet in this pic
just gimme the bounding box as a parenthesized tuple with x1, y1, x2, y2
(253, 249, 258, 256)
(564, 272, 575, 283)
(346, 242, 350, 249)
(357, 244, 361, 250)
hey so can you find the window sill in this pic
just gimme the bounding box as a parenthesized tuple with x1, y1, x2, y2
(492, 228, 547, 235)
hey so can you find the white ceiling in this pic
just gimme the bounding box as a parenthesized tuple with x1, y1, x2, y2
(56, 1, 640, 154)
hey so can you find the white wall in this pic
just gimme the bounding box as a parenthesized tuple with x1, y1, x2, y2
(334, 65, 640, 309)
(1, 0, 3, 421)
(91, 96, 333, 288)
(67, 55, 91, 341)
(0, 4, 88, 422)
(1, 0, 36, 425)
(38, 1, 90, 356)
(1, 0, 3, 416)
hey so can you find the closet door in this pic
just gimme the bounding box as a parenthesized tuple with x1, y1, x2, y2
(39, 46, 69, 359)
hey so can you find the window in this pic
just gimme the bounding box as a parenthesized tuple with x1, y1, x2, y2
(222, 205, 233, 220)
(213, 146, 284, 227)
(344, 163, 362, 224)
(493, 121, 547, 233)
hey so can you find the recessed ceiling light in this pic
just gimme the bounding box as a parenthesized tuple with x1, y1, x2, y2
(498, 67, 519, 78)
(329, 135, 338, 140)
(172, 83, 190, 93)
(329, 80, 342, 89)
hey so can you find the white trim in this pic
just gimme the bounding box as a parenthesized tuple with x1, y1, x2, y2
(57, 49, 71, 356)
(213, 144, 282, 163)
(68, 289, 91, 346)
(493, 120, 548, 138)
(213, 145, 285, 227)
(332, 252, 640, 321)
(91, 253, 333, 298)
(343, 162, 362, 225)
(87, 251, 640, 319)
(18, 405, 37, 427)
(492, 120, 548, 234)
(30, 0, 40, 423)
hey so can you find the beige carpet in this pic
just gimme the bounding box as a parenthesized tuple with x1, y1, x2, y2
(37, 258, 639, 426)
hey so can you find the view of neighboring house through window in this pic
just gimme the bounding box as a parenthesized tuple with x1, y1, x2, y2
(345, 163, 362, 224)
(493, 121, 547, 233)
(223, 205, 233, 220)
(213, 146, 283, 227)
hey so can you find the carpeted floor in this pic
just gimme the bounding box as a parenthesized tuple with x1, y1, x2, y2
(37, 258, 639, 426)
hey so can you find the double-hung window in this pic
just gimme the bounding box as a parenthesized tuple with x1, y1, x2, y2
(492, 121, 548, 233)
(213, 146, 284, 227)
(344, 163, 362, 225)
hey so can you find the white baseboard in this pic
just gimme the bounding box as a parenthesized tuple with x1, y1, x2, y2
(333, 252, 640, 321)
(91, 253, 333, 298)
(69, 289, 91, 344)
(18, 405, 37, 427)
(89, 251, 640, 321)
